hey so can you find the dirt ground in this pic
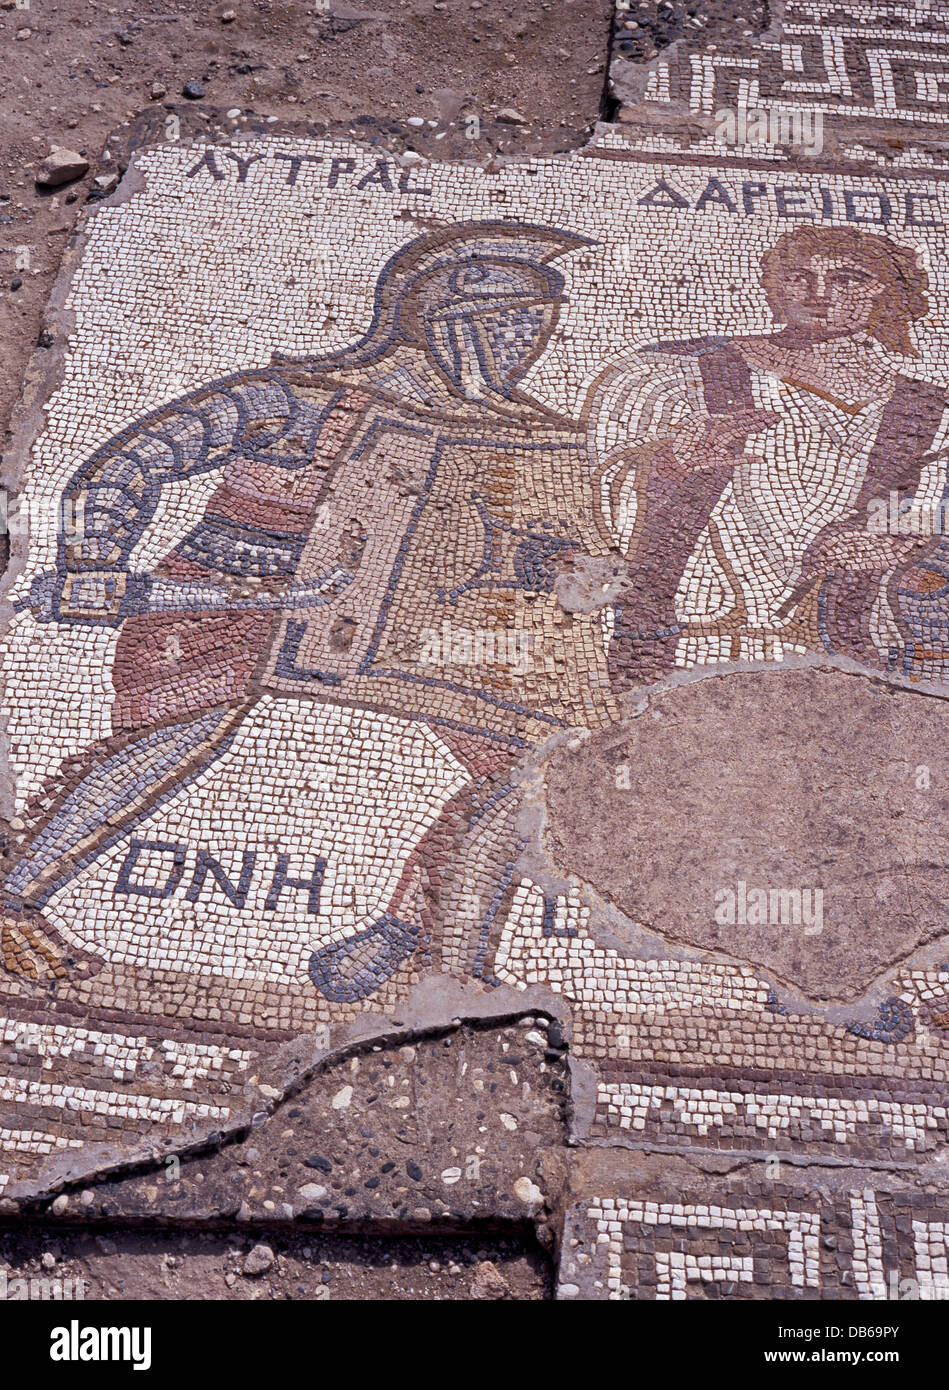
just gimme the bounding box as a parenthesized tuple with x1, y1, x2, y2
(0, 0, 614, 446)
(0, 1226, 550, 1299)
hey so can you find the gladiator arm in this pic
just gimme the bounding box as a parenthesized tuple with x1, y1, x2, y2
(57, 371, 311, 574)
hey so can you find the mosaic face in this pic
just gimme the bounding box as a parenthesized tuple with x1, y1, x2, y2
(2, 131, 949, 1299)
(775, 256, 886, 335)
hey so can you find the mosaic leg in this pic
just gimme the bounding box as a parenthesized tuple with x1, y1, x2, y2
(0, 702, 252, 982)
(306, 740, 523, 1001)
(609, 449, 737, 688)
(306, 784, 457, 1004)
(433, 777, 523, 984)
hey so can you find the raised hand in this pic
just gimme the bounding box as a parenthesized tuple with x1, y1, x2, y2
(667, 409, 781, 469)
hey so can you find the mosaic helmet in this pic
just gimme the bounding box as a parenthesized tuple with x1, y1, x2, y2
(282, 220, 594, 393)
(391, 223, 592, 392)
(402, 255, 566, 393)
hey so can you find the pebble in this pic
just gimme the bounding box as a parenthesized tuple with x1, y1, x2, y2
(35, 149, 89, 189)
(242, 1243, 275, 1276)
(297, 1183, 328, 1202)
(331, 1084, 353, 1110)
(497, 108, 527, 125)
(470, 1260, 509, 1299)
(513, 1176, 543, 1205)
(182, 81, 206, 100)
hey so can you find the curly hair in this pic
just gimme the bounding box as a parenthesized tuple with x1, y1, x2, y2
(759, 225, 929, 355)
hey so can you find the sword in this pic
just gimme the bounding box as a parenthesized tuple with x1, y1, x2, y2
(12, 567, 355, 624)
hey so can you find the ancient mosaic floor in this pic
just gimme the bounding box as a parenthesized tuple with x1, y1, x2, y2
(4, 0, 949, 1300)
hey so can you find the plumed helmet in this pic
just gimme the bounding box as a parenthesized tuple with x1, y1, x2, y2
(276, 220, 594, 367)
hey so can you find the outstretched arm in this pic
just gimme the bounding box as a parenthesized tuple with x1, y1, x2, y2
(59, 371, 307, 570)
(584, 351, 777, 559)
(42, 371, 322, 622)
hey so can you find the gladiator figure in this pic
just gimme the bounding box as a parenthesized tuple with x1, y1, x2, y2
(1, 220, 618, 998)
